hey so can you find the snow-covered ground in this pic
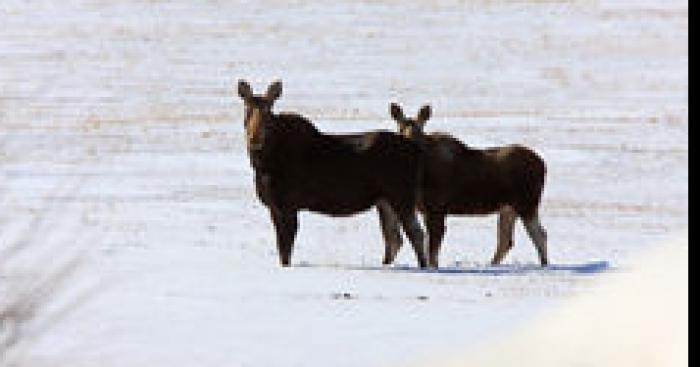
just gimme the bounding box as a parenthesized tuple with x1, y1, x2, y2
(444, 237, 687, 367)
(0, 0, 687, 366)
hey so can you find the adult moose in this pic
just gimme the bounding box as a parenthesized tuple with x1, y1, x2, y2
(384, 103, 549, 268)
(236, 80, 427, 268)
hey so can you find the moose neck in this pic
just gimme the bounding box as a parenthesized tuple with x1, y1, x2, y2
(410, 132, 430, 149)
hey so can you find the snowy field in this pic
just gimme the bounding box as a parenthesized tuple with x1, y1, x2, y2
(0, 0, 687, 366)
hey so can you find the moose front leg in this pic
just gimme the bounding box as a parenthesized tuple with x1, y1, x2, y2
(270, 207, 298, 267)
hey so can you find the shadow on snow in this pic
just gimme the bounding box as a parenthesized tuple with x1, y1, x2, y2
(297, 260, 612, 276)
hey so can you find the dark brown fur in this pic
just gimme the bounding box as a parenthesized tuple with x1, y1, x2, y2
(236, 81, 428, 268)
(387, 103, 549, 267)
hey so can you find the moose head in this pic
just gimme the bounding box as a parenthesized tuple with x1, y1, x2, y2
(389, 103, 432, 140)
(237, 80, 283, 151)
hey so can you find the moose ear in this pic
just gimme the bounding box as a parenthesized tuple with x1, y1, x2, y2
(389, 103, 405, 122)
(266, 80, 283, 101)
(417, 104, 432, 124)
(238, 80, 253, 100)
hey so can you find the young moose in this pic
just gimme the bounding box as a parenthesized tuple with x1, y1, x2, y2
(236, 80, 428, 268)
(384, 103, 549, 268)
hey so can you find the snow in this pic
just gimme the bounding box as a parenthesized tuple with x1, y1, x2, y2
(443, 236, 688, 367)
(0, 0, 687, 366)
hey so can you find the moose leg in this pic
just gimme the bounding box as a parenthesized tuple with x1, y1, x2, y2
(376, 200, 404, 265)
(270, 207, 299, 267)
(397, 210, 428, 269)
(523, 212, 548, 266)
(491, 205, 517, 265)
(424, 212, 446, 268)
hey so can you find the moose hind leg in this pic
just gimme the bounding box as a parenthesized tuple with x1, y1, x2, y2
(524, 212, 548, 266)
(377, 200, 404, 265)
(270, 208, 299, 267)
(491, 205, 517, 265)
(398, 211, 427, 269)
(424, 212, 446, 268)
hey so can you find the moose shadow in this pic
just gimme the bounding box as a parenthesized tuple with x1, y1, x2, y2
(298, 260, 611, 276)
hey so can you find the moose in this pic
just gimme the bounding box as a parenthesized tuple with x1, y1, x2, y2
(236, 80, 428, 268)
(382, 103, 549, 268)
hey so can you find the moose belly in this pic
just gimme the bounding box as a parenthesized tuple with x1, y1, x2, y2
(293, 180, 379, 217)
(423, 185, 507, 216)
(301, 192, 377, 217)
(446, 201, 503, 216)
(305, 201, 376, 217)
